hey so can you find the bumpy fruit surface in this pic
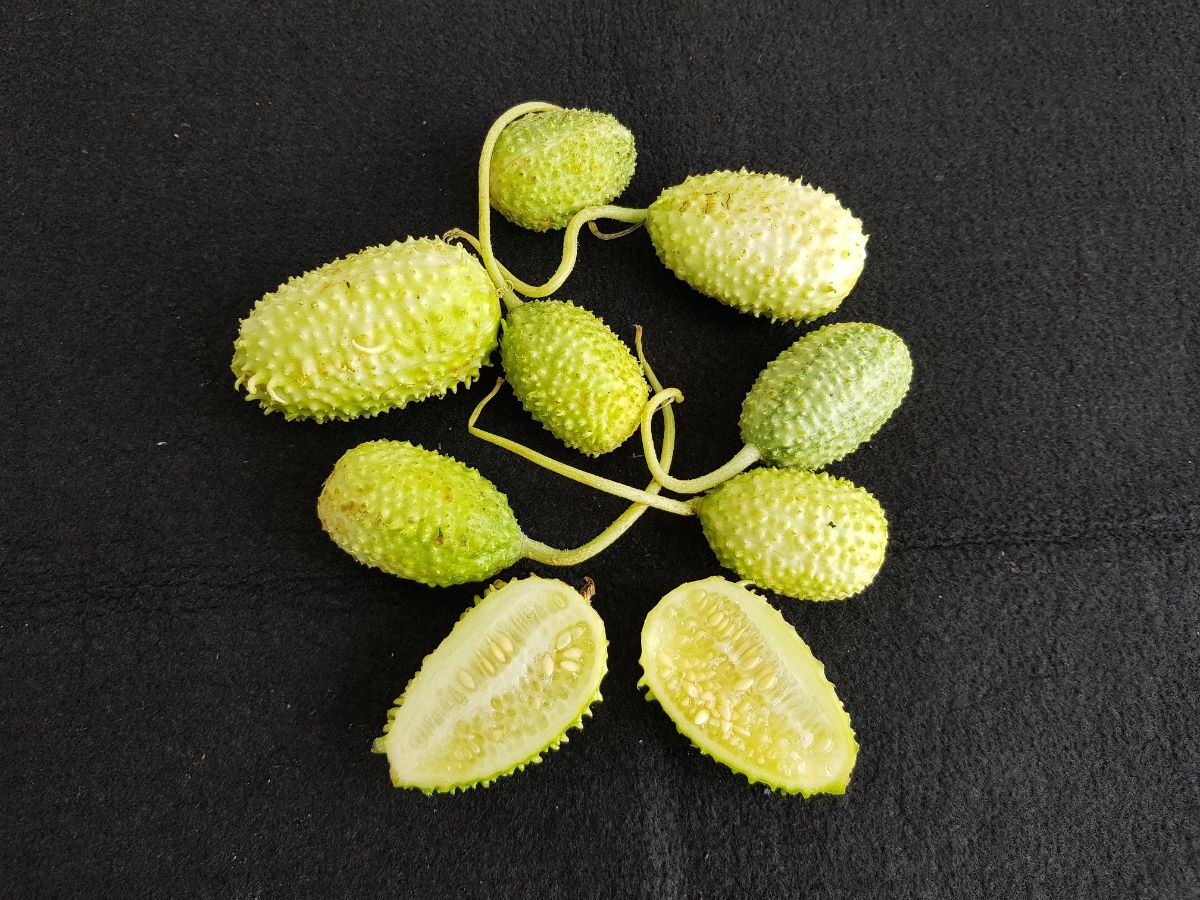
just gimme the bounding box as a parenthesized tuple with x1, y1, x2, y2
(640, 577, 857, 794)
(697, 468, 887, 600)
(500, 300, 649, 455)
(232, 238, 500, 422)
(645, 170, 867, 323)
(374, 576, 607, 792)
(740, 322, 912, 469)
(317, 440, 524, 587)
(489, 109, 636, 231)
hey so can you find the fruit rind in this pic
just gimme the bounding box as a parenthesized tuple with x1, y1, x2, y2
(232, 237, 501, 422)
(698, 468, 888, 601)
(490, 108, 637, 231)
(640, 576, 857, 795)
(375, 576, 607, 792)
(645, 170, 867, 323)
(500, 300, 649, 455)
(740, 322, 913, 469)
(317, 440, 525, 587)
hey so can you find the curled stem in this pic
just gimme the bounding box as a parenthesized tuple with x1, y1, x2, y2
(474, 103, 649, 303)
(471, 378, 696, 528)
(477, 101, 562, 311)
(640, 390, 763, 493)
(523, 326, 678, 565)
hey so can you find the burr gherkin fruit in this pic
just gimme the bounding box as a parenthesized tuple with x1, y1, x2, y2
(318, 439, 668, 588)
(489, 108, 636, 231)
(697, 469, 888, 601)
(232, 237, 500, 422)
(318, 440, 524, 587)
(640, 322, 913, 494)
(500, 300, 649, 455)
(374, 576, 607, 793)
(645, 170, 867, 323)
(640, 577, 857, 794)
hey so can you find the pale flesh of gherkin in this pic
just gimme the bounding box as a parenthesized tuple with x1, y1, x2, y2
(375, 576, 606, 793)
(640, 577, 857, 795)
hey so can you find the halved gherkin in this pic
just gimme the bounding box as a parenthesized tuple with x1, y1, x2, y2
(374, 576, 607, 792)
(640, 576, 857, 795)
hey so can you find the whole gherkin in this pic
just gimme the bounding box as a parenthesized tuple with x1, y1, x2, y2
(317, 440, 525, 587)
(698, 468, 888, 601)
(232, 238, 501, 422)
(500, 300, 649, 455)
(489, 108, 637, 231)
(645, 170, 867, 323)
(740, 322, 912, 469)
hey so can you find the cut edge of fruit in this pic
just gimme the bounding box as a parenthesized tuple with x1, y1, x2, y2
(372, 687, 604, 795)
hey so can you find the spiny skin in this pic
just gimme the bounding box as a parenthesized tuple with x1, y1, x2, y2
(489, 108, 636, 231)
(640, 577, 858, 795)
(500, 300, 649, 455)
(740, 322, 912, 469)
(232, 238, 501, 422)
(698, 468, 888, 601)
(645, 170, 867, 323)
(373, 576, 607, 793)
(317, 440, 524, 587)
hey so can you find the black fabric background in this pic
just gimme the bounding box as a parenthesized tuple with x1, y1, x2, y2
(4, 2, 1198, 897)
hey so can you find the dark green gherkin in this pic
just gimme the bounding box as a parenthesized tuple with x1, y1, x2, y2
(740, 322, 912, 469)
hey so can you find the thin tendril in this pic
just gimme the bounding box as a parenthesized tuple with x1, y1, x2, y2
(589, 219, 644, 240)
(640, 390, 763, 493)
(520, 327, 680, 566)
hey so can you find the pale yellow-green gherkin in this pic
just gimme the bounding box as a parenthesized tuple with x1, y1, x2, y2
(317, 440, 525, 587)
(740, 322, 912, 469)
(374, 576, 607, 793)
(645, 170, 867, 323)
(640, 577, 858, 795)
(232, 238, 501, 422)
(489, 108, 636, 231)
(698, 469, 888, 601)
(500, 301, 649, 455)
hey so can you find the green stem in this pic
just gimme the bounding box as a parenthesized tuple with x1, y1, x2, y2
(508, 205, 647, 298)
(470, 379, 697, 519)
(639, 389, 762, 493)
(477, 101, 562, 311)
(449, 207, 647, 301)
(523, 325, 678, 566)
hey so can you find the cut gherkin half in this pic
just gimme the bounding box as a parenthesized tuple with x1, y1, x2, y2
(640, 576, 857, 795)
(373, 575, 606, 793)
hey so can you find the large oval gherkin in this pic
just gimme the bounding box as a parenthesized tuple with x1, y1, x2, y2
(232, 237, 501, 422)
(645, 170, 867, 323)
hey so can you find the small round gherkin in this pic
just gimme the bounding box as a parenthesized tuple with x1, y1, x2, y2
(232, 237, 501, 422)
(645, 170, 867, 323)
(318, 440, 525, 587)
(740, 322, 912, 469)
(500, 300, 649, 455)
(698, 468, 888, 601)
(489, 108, 636, 231)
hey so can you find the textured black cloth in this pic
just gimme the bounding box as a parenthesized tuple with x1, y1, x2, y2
(4, 2, 1198, 897)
